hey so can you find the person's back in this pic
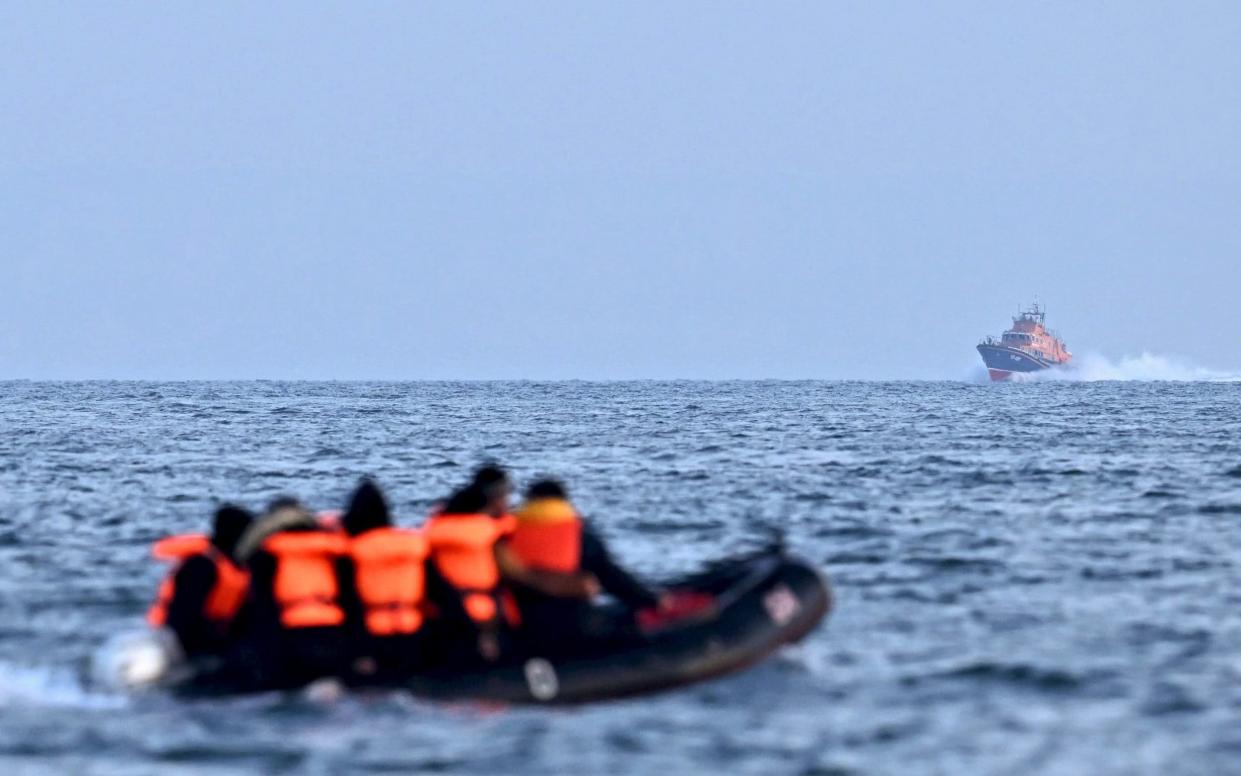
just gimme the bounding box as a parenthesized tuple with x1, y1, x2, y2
(148, 505, 253, 659)
(509, 480, 662, 653)
(423, 478, 518, 663)
(424, 466, 600, 663)
(339, 479, 429, 677)
(242, 497, 351, 688)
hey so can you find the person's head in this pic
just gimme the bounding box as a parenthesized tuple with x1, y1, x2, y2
(211, 504, 254, 559)
(441, 484, 489, 515)
(233, 496, 316, 562)
(265, 495, 304, 515)
(471, 464, 511, 517)
(261, 495, 317, 532)
(342, 478, 391, 536)
(524, 479, 568, 501)
(515, 479, 577, 524)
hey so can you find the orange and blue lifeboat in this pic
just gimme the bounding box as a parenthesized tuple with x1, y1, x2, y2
(977, 303, 1072, 381)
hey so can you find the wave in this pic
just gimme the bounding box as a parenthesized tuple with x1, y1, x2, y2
(0, 661, 126, 710)
(971, 352, 1241, 383)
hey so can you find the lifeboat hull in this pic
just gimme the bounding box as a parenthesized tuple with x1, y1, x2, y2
(977, 344, 1058, 381)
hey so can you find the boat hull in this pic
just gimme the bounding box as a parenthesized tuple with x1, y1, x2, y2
(977, 344, 1060, 381)
(402, 552, 830, 704)
(164, 550, 831, 704)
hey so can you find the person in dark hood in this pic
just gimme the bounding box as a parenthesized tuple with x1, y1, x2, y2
(473, 464, 512, 518)
(150, 505, 254, 659)
(336, 479, 432, 678)
(341, 478, 391, 536)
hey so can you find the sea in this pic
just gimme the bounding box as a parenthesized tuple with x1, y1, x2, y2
(0, 379, 1239, 775)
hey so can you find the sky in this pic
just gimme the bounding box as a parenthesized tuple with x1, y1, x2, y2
(2, 2, 1239, 379)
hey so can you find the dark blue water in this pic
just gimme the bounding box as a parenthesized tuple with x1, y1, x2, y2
(1, 381, 1239, 774)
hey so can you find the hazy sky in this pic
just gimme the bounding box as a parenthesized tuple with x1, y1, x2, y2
(3, 2, 1239, 379)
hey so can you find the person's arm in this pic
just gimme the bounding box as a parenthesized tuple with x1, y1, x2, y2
(165, 556, 217, 654)
(245, 551, 280, 637)
(424, 557, 471, 624)
(334, 556, 365, 641)
(580, 526, 660, 609)
(495, 541, 597, 597)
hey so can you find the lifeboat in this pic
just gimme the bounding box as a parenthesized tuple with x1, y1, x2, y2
(976, 303, 1072, 381)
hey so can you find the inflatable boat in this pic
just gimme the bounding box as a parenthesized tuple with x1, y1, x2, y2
(400, 548, 831, 704)
(103, 548, 831, 704)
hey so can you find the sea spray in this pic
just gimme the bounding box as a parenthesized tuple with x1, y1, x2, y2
(91, 629, 185, 691)
(0, 661, 127, 710)
(1010, 352, 1240, 382)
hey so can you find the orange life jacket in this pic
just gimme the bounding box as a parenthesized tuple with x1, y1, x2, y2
(424, 513, 517, 624)
(349, 527, 429, 636)
(261, 530, 348, 629)
(509, 498, 583, 573)
(147, 534, 250, 629)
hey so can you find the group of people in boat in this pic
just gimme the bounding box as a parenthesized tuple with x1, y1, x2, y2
(147, 465, 670, 689)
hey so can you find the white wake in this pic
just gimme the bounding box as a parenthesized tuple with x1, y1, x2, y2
(0, 661, 126, 710)
(1012, 352, 1240, 382)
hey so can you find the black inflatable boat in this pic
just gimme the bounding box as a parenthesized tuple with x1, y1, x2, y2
(399, 548, 828, 704)
(161, 548, 830, 704)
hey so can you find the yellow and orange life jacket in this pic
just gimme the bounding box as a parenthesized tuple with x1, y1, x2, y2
(147, 534, 250, 629)
(261, 530, 348, 629)
(509, 498, 583, 573)
(349, 527, 429, 636)
(423, 513, 517, 624)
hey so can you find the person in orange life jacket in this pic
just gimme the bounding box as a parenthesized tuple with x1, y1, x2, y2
(424, 465, 592, 663)
(509, 480, 664, 653)
(240, 496, 353, 688)
(336, 479, 430, 678)
(422, 475, 514, 664)
(465, 467, 598, 601)
(149, 505, 253, 658)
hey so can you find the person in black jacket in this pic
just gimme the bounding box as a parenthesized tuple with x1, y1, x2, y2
(237, 497, 350, 688)
(336, 478, 431, 678)
(423, 466, 597, 665)
(162, 505, 253, 658)
(509, 480, 665, 654)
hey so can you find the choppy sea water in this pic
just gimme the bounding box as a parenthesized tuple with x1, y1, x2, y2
(0, 380, 1239, 775)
